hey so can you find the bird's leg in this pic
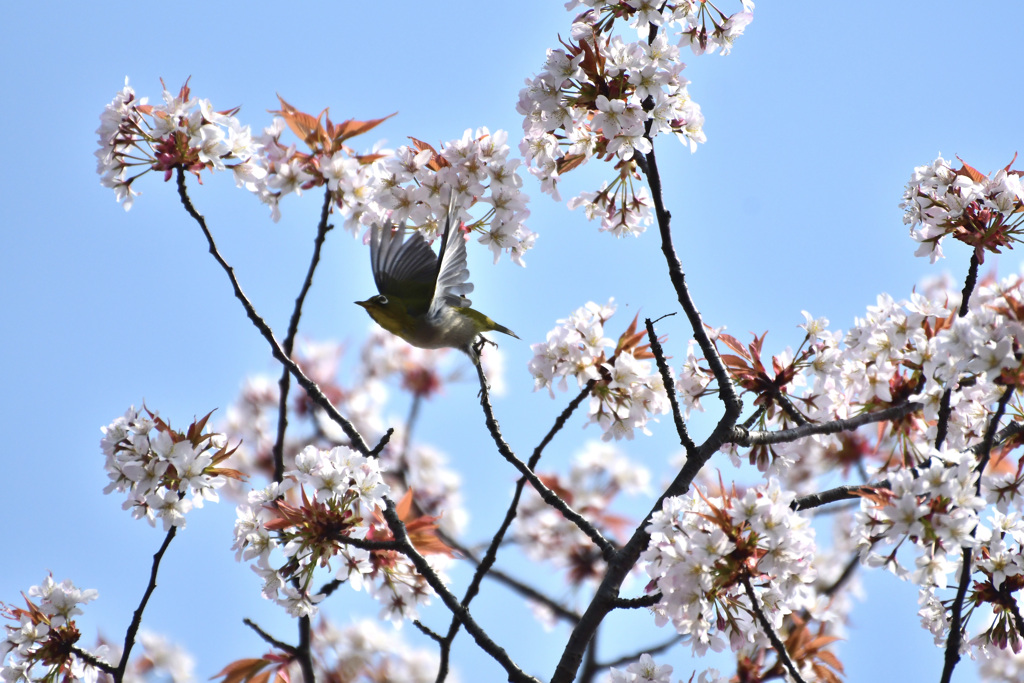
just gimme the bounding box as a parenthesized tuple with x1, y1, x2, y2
(472, 337, 495, 396)
(475, 335, 498, 352)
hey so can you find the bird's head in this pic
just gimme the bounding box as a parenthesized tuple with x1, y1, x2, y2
(355, 294, 412, 337)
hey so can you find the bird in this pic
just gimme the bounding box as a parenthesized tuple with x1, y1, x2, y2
(355, 191, 519, 364)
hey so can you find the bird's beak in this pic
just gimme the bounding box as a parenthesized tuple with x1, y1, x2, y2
(354, 300, 368, 308)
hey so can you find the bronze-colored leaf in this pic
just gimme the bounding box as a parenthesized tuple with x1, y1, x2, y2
(334, 112, 397, 143)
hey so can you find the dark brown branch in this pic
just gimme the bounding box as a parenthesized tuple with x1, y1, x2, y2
(553, 91, 745, 681)
(645, 317, 697, 453)
(174, 167, 370, 456)
(937, 253, 979, 451)
(940, 385, 1014, 683)
(741, 574, 807, 683)
(594, 634, 683, 671)
(271, 188, 335, 482)
(414, 620, 445, 643)
(958, 251, 980, 317)
(611, 593, 660, 609)
(792, 484, 887, 512)
(443, 534, 581, 624)
(634, 139, 743, 443)
(378, 497, 540, 683)
(732, 401, 921, 447)
(475, 361, 615, 558)
(71, 647, 116, 675)
(243, 618, 299, 656)
(115, 526, 177, 682)
(436, 381, 596, 681)
(297, 615, 315, 683)
(773, 391, 810, 427)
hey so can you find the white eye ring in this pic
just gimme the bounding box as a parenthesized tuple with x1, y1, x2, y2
(375, 295, 389, 305)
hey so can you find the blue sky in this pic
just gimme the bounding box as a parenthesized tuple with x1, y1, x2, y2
(3, 1, 1023, 681)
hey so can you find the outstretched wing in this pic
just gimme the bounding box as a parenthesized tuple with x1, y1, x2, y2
(370, 219, 439, 316)
(430, 192, 474, 314)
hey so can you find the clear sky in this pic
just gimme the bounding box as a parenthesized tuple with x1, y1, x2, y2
(3, 1, 1023, 681)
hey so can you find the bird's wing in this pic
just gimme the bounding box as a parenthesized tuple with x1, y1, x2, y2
(370, 219, 439, 316)
(430, 192, 474, 314)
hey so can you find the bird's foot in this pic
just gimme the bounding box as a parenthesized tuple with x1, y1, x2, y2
(474, 336, 498, 354)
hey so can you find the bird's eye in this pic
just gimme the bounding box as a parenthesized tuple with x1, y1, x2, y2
(375, 295, 388, 305)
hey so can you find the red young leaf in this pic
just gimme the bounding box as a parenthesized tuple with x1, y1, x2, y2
(334, 112, 397, 143)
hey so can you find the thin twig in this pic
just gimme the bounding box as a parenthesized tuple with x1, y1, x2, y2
(435, 381, 596, 681)
(594, 634, 683, 671)
(940, 386, 1014, 683)
(243, 618, 299, 656)
(414, 620, 445, 643)
(271, 189, 335, 481)
(732, 401, 922, 447)
(174, 168, 370, 455)
(443, 534, 581, 624)
(379, 497, 540, 683)
(740, 574, 807, 683)
(115, 526, 177, 681)
(475, 361, 616, 558)
(645, 317, 697, 453)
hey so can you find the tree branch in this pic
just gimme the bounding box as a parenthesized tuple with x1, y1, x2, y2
(435, 381, 596, 680)
(732, 401, 922, 447)
(593, 634, 682, 671)
(475, 362, 616, 558)
(115, 526, 177, 682)
(271, 188, 335, 482)
(741, 574, 807, 683)
(378, 497, 540, 683)
(174, 167, 370, 455)
(940, 385, 1014, 683)
(645, 317, 697, 453)
(443, 534, 581, 624)
(243, 618, 299, 656)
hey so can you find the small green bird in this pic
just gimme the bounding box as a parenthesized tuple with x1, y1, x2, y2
(355, 192, 519, 363)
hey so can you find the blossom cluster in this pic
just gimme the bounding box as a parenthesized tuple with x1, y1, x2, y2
(0, 576, 101, 683)
(248, 100, 536, 264)
(514, 441, 649, 588)
(518, 1, 752, 234)
(856, 450, 1024, 654)
(97, 82, 535, 266)
(677, 265, 1024, 658)
(95, 78, 261, 211)
(641, 480, 821, 666)
(231, 444, 451, 623)
(100, 406, 241, 530)
(529, 300, 670, 440)
(220, 335, 473, 535)
(901, 155, 1024, 263)
(681, 268, 1024, 476)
